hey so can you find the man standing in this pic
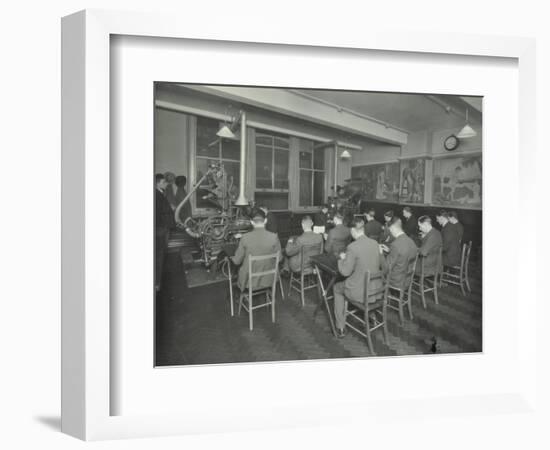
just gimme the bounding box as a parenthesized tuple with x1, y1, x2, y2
(437, 211, 461, 267)
(380, 217, 418, 289)
(364, 208, 383, 242)
(231, 208, 281, 291)
(155, 173, 175, 292)
(174, 175, 191, 224)
(449, 211, 464, 243)
(402, 206, 418, 240)
(325, 212, 351, 256)
(417, 216, 443, 275)
(314, 204, 332, 231)
(333, 218, 383, 338)
(285, 216, 324, 273)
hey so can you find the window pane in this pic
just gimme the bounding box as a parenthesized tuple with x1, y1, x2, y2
(256, 145, 273, 189)
(274, 136, 290, 149)
(299, 151, 312, 169)
(221, 138, 240, 160)
(223, 161, 240, 202)
(256, 134, 273, 146)
(299, 170, 312, 206)
(274, 149, 289, 189)
(313, 171, 325, 206)
(299, 138, 314, 152)
(196, 116, 220, 158)
(313, 147, 325, 170)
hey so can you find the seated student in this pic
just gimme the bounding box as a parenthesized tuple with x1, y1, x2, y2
(416, 215, 443, 275)
(402, 206, 418, 240)
(380, 217, 418, 289)
(437, 210, 461, 267)
(314, 204, 332, 231)
(285, 215, 324, 273)
(333, 218, 383, 338)
(231, 208, 281, 291)
(324, 212, 351, 256)
(380, 210, 395, 244)
(364, 208, 383, 241)
(259, 205, 278, 235)
(448, 210, 464, 243)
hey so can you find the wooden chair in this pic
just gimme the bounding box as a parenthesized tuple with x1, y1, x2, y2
(412, 247, 443, 309)
(344, 271, 387, 355)
(288, 242, 324, 307)
(237, 252, 280, 331)
(386, 253, 419, 323)
(440, 241, 472, 295)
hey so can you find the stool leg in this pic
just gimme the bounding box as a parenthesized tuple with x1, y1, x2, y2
(433, 278, 439, 305)
(420, 276, 427, 309)
(300, 273, 305, 307)
(405, 290, 413, 320)
(365, 309, 375, 355)
(238, 293, 244, 315)
(271, 288, 276, 323)
(398, 296, 404, 324)
(248, 294, 253, 331)
(382, 305, 388, 344)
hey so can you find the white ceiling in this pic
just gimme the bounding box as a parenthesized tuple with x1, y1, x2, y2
(292, 89, 482, 133)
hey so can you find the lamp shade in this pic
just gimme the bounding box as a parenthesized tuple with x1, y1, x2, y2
(216, 125, 237, 139)
(456, 123, 477, 139)
(340, 149, 352, 159)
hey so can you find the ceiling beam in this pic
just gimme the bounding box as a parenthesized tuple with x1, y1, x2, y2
(183, 85, 408, 146)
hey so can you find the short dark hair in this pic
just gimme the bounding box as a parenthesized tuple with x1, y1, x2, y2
(367, 208, 375, 216)
(321, 204, 329, 209)
(403, 206, 412, 214)
(351, 217, 365, 230)
(259, 205, 268, 211)
(437, 210, 449, 219)
(155, 173, 165, 184)
(250, 207, 266, 222)
(175, 175, 187, 188)
(389, 216, 403, 228)
(418, 215, 432, 225)
(384, 210, 394, 219)
(302, 215, 313, 226)
(449, 211, 458, 219)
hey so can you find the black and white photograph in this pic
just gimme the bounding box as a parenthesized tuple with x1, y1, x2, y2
(154, 84, 483, 366)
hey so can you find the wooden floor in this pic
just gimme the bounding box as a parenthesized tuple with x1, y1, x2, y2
(155, 253, 482, 366)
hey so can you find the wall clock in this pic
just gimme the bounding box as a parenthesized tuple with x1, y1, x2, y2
(444, 134, 460, 151)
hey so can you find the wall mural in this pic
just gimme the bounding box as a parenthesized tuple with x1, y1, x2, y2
(399, 158, 426, 204)
(350, 162, 400, 202)
(432, 155, 482, 208)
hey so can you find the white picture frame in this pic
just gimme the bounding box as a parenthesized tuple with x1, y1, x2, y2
(61, 9, 537, 441)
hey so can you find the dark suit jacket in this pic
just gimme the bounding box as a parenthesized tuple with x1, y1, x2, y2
(338, 235, 382, 303)
(265, 211, 278, 235)
(325, 224, 351, 256)
(165, 183, 178, 209)
(155, 189, 174, 231)
(364, 219, 383, 241)
(441, 222, 462, 266)
(285, 231, 324, 273)
(403, 215, 418, 238)
(231, 228, 281, 291)
(314, 211, 331, 229)
(452, 221, 464, 243)
(382, 233, 418, 289)
(380, 223, 395, 244)
(418, 228, 443, 275)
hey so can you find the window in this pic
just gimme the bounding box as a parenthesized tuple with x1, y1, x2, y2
(195, 116, 240, 209)
(299, 139, 325, 207)
(255, 131, 290, 210)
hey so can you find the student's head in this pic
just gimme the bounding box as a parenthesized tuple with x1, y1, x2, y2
(365, 208, 376, 221)
(164, 171, 176, 184)
(384, 210, 394, 223)
(321, 204, 329, 214)
(403, 206, 412, 219)
(259, 205, 268, 214)
(175, 175, 187, 188)
(249, 207, 267, 228)
(418, 215, 432, 234)
(436, 210, 449, 225)
(350, 217, 365, 240)
(449, 210, 459, 223)
(333, 212, 344, 226)
(155, 173, 167, 190)
(301, 215, 314, 232)
(388, 216, 404, 238)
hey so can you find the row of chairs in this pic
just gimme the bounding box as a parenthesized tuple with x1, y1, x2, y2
(345, 240, 473, 354)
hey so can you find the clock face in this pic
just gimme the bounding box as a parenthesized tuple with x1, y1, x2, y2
(444, 134, 459, 151)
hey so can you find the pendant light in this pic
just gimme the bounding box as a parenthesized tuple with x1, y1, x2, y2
(456, 108, 477, 139)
